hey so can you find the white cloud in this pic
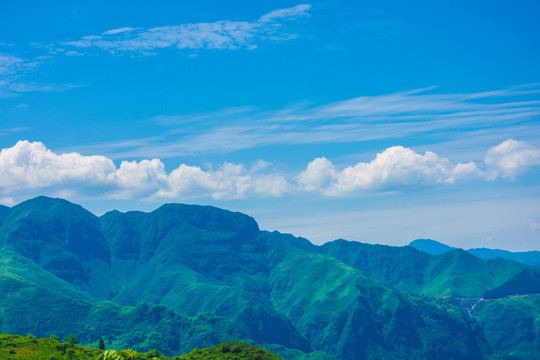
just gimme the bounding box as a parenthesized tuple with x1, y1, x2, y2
(0, 140, 115, 188)
(0, 139, 538, 203)
(0, 54, 23, 75)
(59, 4, 311, 53)
(484, 139, 540, 180)
(0, 52, 78, 97)
(154, 162, 291, 200)
(90, 85, 540, 160)
(297, 146, 481, 195)
(0, 140, 290, 201)
(296, 157, 336, 191)
(258, 4, 311, 22)
(102, 27, 136, 35)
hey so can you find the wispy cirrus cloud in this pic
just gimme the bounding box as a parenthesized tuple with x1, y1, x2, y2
(57, 4, 311, 54)
(0, 54, 24, 75)
(76, 85, 540, 160)
(0, 52, 78, 97)
(1, 139, 539, 205)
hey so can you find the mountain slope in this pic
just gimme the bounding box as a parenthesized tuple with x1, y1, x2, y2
(2, 196, 540, 359)
(268, 240, 485, 360)
(0, 205, 10, 226)
(468, 295, 540, 359)
(320, 239, 540, 298)
(0, 271, 250, 355)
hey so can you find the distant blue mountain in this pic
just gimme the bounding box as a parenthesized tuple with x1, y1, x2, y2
(409, 239, 540, 268)
(408, 239, 457, 255)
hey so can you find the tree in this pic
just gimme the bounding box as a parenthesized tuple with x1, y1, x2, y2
(66, 334, 78, 345)
(50, 334, 60, 342)
(99, 337, 105, 350)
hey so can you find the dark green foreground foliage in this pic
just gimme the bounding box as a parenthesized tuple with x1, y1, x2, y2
(0, 334, 282, 360)
(0, 333, 101, 360)
(177, 341, 282, 360)
(2, 197, 540, 360)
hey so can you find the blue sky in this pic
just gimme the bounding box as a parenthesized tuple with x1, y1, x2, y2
(1, 1, 540, 250)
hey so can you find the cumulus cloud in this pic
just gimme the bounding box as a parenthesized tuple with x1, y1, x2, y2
(297, 146, 481, 195)
(484, 139, 540, 180)
(1, 139, 538, 204)
(59, 4, 311, 54)
(0, 140, 115, 188)
(0, 141, 290, 202)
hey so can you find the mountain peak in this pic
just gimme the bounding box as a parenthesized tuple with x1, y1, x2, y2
(409, 238, 457, 255)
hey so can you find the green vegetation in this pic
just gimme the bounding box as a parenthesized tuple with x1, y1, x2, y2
(177, 341, 282, 360)
(0, 334, 281, 360)
(2, 196, 540, 360)
(0, 333, 101, 360)
(469, 295, 540, 359)
(320, 239, 540, 297)
(66, 334, 78, 345)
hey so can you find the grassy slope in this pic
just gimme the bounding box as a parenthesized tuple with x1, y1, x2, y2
(0, 273, 250, 356)
(101, 207, 310, 352)
(268, 241, 485, 360)
(470, 295, 540, 359)
(3, 197, 540, 360)
(320, 239, 540, 298)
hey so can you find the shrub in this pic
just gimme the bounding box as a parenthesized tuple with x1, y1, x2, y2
(147, 349, 160, 357)
(66, 334, 78, 345)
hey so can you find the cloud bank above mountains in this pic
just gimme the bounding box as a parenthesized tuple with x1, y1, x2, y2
(1, 139, 538, 205)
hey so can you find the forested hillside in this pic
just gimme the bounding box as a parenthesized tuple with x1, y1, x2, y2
(1, 197, 539, 359)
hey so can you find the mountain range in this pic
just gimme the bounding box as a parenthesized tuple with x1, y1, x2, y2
(1, 196, 539, 359)
(410, 238, 540, 268)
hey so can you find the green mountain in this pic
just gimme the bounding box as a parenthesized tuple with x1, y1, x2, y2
(320, 239, 540, 298)
(1, 196, 540, 359)
(466, 294, 540, 358)
(0, 204, 10, 225)
(409, 239, 540, 268)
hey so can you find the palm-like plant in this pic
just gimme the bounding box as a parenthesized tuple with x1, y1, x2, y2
(120, 348, 138, 359)
(101, 349, 122, 360)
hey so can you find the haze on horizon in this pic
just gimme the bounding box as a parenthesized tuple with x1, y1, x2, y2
(1, 1, 539, 251)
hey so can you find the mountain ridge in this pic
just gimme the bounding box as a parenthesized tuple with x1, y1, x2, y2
(409, 238, 540, 268)
(1, 196, 539, 359)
